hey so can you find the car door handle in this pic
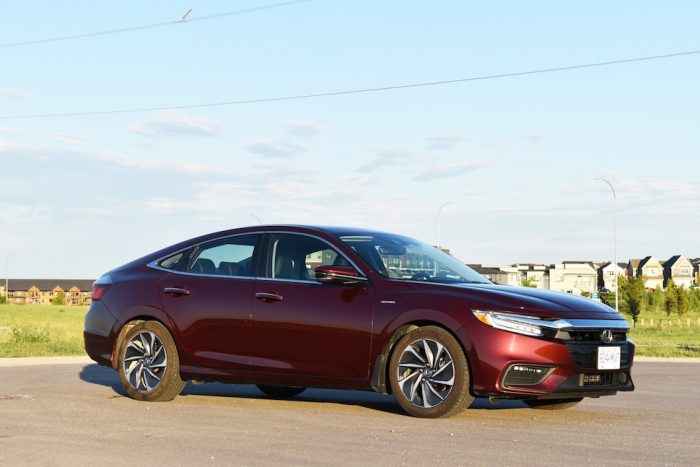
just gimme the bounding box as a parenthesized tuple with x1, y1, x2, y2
(164, 287, 191, 297)
(255, 292, 284, 302)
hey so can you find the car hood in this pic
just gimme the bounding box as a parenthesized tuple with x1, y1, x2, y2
(422, 282, 621, 320)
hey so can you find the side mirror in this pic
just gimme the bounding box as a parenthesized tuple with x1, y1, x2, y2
(314, 265, 367, 287)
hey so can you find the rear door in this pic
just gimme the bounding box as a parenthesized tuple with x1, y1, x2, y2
(250, 232, 374, 380)
(159, 233, 261, 371)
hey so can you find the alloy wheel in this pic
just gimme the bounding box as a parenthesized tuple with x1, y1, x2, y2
(123, 331, 167, 393)
(396, 338, 455, 408)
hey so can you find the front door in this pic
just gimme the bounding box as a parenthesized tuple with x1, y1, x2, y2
(251, 233, 374, 380)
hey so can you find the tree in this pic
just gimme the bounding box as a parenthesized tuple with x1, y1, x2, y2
(677, 286, 690, 318)
(650, 286, 665, 313)
(51, 291, 65, 305)
(690, 287, 700, 313)
(664, 280, 678, 318)
(0, 293, 6, 304)
(620, 275, 645, 325)
(521, 276, 537, 288)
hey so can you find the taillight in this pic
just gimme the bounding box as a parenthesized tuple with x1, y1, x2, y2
(92, 284, 109, 301)
(92, 273, 113, 300)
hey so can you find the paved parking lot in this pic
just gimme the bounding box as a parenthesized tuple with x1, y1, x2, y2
(0, 360, 698, 466)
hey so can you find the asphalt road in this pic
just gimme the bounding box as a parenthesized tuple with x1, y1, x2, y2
(0, 361, 698, 466)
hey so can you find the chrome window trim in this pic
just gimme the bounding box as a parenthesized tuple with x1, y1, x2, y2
(146, 229, 367, 282)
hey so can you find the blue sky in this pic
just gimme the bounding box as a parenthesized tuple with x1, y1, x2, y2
(1, 1, 699, 278)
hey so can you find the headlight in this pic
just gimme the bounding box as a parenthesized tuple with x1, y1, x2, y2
(472, 310, 547, 337)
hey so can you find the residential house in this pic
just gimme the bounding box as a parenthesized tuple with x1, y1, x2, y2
(0, 279, 94, 305)
(549, 261, 598, 296)
(628, 256, 664, 289)
(693, 258, 700, 286)
(466, 264, 504, 284)
(597, 262, 627, 292)
(501, 264, 550, 289)
(663, 255, 694, 288)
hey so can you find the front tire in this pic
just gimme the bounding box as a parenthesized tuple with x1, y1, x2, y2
(116, 320, 186, 402)
(389, 326, 473, 418)
(523, 398, 582, 410)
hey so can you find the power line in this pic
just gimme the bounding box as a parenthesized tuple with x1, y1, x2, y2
(0, 0, 311, 49)
(1, 49, 699, 120)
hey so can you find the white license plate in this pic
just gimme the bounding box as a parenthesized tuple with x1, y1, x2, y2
(597, 346, 621, 370)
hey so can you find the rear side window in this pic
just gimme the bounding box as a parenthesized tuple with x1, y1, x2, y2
(187, 234, 259, 277)
(158, 252, 184, 270)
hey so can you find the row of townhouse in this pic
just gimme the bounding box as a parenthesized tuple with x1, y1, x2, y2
(0, 279, 94, 305)
(471, 255, 700, 296)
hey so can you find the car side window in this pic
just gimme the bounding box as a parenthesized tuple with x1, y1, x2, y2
(267, 233, 354, 281)
(187, 234, 259, 277)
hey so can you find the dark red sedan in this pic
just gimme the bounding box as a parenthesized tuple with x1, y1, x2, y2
(84, 225, 634, 418)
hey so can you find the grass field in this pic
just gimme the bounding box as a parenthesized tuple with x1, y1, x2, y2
(1, 303, 699, 358)
(0, 304, 87, 357)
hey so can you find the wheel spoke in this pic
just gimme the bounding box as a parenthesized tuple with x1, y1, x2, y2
(422, 340, 434, 367)
(432, 373, 455, 387)
(146, 368, 162, 382)
(405, 345, 427, 364)
(398, 362, 424, 368)
(409, 373, 423, 402)
(432, 358, 452, 378)
(432, 342, 444, 370)
(139, 333, 150, 356)
(425, 380, 446, 401)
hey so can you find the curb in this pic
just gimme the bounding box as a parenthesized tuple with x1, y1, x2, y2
(0, 356, 93, 367)
(634, 356, 700, 363)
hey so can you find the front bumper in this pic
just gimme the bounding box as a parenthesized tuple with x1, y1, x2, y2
(459, 322, 635, 399)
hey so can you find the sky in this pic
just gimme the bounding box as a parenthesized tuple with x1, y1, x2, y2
(1, 0, 699, 278)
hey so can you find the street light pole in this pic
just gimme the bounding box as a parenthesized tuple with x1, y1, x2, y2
(596, 178, 618, 313)
(436, 202, 456, 250)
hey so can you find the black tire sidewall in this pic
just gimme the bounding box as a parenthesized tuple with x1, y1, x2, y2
(389, 326, 471, 418)
(116, 320, 184, 402)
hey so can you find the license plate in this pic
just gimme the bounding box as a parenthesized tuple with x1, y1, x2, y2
(597, 346, 621, 370)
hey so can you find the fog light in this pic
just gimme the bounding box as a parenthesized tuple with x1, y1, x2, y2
(502, 364, 554, 387)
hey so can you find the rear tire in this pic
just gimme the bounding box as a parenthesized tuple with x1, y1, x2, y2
(256, 385, 306, 398)
(116, 320, 185, 402)
(388, 326, 473, 418)
(523, 398, 582, 410)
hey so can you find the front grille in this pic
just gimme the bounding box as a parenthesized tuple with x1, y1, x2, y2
(566, 342, 633, 369)
(566, 330, 627, 343)
(581, 372, 628, 386)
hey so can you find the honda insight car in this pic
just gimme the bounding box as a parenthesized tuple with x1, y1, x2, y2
(84, 225, 634, 418)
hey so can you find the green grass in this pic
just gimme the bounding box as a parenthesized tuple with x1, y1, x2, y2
(1, 303, 699, 358)
(0, 304, 87, 357)
(624, 310, 700, 358)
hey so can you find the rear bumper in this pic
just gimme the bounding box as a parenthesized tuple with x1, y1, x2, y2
(83, 300, 119, 368)
(459, 323, 635, 399)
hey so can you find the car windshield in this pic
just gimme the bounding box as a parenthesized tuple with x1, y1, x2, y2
(337, 233, 490, 284)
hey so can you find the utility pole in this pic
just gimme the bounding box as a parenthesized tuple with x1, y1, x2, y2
(596, 178, 618, 313)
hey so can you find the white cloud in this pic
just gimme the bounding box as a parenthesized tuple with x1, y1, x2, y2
(0, 127, 25, 134)
(245, 139, 305, 157)
(46, 133, 90, 145)
(283, 119, 326, 137)
(356, 148, 413, 173)
(129, 111, 220, 138)
(0, 88, 32, 101)
(521, 132, 557, 142)
(426, 135, 468, 150)
(413, 159, 492, 182)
